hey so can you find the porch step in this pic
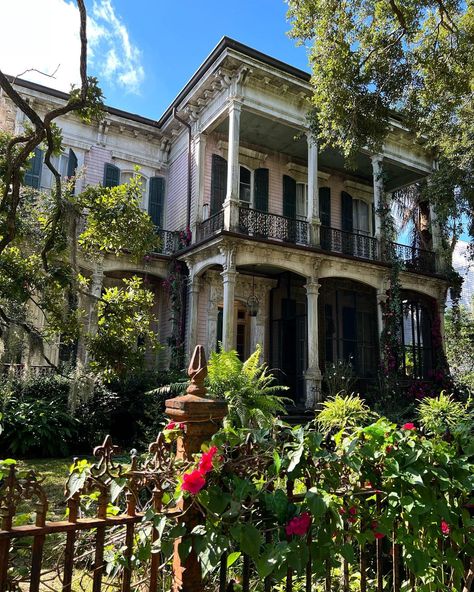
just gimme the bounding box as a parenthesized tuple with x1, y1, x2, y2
(282, 408, 314, 426)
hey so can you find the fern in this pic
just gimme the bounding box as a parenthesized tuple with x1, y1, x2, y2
(207, 345, 290, 429)
(316, 393, 375, 435)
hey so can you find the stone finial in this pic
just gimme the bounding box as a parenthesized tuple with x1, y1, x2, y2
(186, 345, 208, 397)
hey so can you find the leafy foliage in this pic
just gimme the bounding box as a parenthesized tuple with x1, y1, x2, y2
(87, 276, 160, 381)
(316, 393, 373, 435)
(445, 305, 474, 394)
(287, 0, 474, 252)
(322, 358, 357, 397)
(206, 345, 290, 428)
(417, 392, 473, 439)
(78, 171, 158, 261)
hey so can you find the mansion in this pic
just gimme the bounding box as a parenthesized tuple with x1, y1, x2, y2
(0, 38, 449, 408)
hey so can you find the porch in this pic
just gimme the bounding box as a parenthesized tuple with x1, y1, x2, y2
(196, 206, 438, 276)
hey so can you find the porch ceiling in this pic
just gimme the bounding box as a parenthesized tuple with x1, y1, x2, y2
(215, 110, 428, 191)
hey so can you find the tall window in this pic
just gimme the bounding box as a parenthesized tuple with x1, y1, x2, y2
(104, 163, 120, 187)
(210, 154, 227, 214)
(353, 199, 369, 235)
(238, 166, 269, 211)
(401, 295, 433, 379)
(239, 166, 251, 205)
(296, 183, 307, 220)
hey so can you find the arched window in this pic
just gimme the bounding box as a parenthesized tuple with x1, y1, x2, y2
(400, 293, 434, 379)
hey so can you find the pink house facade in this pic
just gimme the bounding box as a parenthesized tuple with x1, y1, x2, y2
(0, 38, 449, 407)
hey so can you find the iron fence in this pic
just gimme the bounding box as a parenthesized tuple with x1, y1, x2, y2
(320, 226, 379, 261)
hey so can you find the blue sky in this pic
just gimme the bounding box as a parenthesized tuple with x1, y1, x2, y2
(1, 1, 310, 121)
(98, 0, 310, 119)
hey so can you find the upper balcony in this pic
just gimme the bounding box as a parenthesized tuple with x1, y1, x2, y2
(195, 206, 438, 275)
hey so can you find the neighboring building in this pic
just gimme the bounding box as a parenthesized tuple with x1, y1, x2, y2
(451, 241, 474, 311)
(0, 37, 449, 407)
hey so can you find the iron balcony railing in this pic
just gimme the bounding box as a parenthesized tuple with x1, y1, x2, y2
(387, 242, 437, 274)
(153, 228, 182, 255)
(320, 226, 379, 261)
(238, 207, 309, 245)
(196, 210, 224, 242)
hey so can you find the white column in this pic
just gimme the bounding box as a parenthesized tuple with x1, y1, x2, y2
(429, 203, 443, 272)
(221, 269, 237, 351)
(223, 100, 241, 231)
(193, 133, 207, 227)
(371, 155, 384, 241)
(187, 276, 200, 358)
(376, 289, 388, 338)
(305, 279, 322, 408)
(307, 133, 320, 246)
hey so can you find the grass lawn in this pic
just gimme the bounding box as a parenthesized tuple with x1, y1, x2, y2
(17, 457, 82, 520)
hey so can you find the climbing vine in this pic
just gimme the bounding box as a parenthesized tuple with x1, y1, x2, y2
(163, 258, 187, 370)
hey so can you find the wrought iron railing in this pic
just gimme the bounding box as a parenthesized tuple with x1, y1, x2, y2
(238, 207, 309, 245)
(387, 242, 437, 274)
(154, 228, 181, 255)
(320, 226, 379, 260)
(196, 210, 224, 242)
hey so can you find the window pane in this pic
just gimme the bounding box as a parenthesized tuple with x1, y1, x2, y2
(239, 166, 251, 202)
(296, 183, 307, 220)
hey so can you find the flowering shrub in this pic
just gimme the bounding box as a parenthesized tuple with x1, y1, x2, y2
(143, 408, 474, 589)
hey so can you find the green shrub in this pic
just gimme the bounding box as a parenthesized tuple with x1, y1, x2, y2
(0, 395, 78, 457)
(316, 393, 375, 435)
(417, 392, 474, 439)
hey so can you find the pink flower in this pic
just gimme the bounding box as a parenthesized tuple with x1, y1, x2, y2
(441, 520, 450, 536)
(348, 506, 357, 516)
(402, 423, 416, 431)
(181, 470, 206, 495)
(339, 507, 346, 516)
(285, 512, 312, 536)
(199, 446, 218, 474)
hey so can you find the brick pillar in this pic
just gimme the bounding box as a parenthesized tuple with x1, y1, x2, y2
(166, 345, 227, 592)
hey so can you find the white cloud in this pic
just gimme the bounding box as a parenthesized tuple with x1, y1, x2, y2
(0, 0, 145, 94)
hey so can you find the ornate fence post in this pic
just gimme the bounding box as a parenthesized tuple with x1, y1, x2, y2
(166, 345, 227, 592)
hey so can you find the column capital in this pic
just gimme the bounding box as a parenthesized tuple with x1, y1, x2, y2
(371, 154, 384, 167)
(305, 279, 321, 296)
(221, 269, 238, 283)
(188, 275, 201, 292)
(227, 97, 242, 112)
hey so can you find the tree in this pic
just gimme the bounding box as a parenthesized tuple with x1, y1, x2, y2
(0, 1, 159, 380)
(287, 0, 474, 255)
(445, 305, 474, 393)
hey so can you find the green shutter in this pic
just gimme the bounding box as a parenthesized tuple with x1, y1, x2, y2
(210, 154, 227, 215)
(341, 191, 353, 232)
(104, 163, 120, 187)
(149, 177, 165, 228)
(24, 147, 43, 188)
(67, 149, 78, 178)
(254, 168, 269, 212)
(283, 175, 296, 218)
(319, 187, 331, 227)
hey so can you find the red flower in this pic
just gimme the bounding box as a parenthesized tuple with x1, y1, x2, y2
(181, 470, 206, 495)
(164, 421, 185, 431)
(371, 520, 385, 539)
(386, 445, 393, 453)
(339, 507, 346, 516)
(441, 520, 450, 536)
(199, 446, 218, 474)
(285, 512, 312, 536)
(402, 423, 416, 431)
(348, 506, 357, 516)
